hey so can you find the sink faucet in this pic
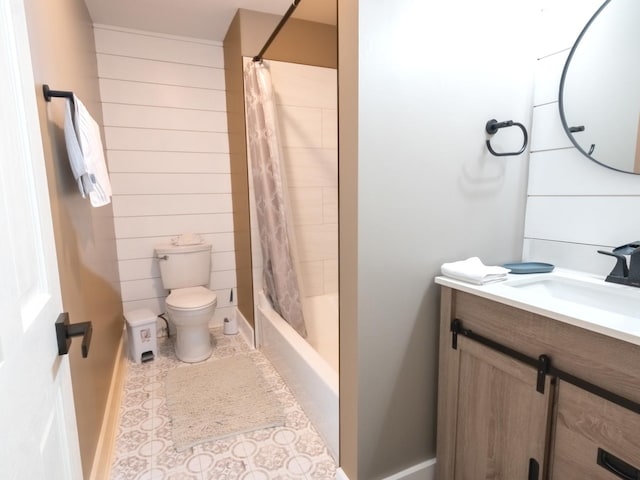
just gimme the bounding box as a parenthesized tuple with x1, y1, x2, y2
(598, 241, 640, 287)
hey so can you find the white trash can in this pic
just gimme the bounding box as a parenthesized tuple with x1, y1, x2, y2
(125, 309, 158, 363)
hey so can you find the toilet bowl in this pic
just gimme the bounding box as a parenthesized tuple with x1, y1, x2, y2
(166, 286, 217, 363)
(155, 237, 217, 363)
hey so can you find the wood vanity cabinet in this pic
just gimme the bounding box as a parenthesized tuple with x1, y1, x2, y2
(436, 286, 640, 480)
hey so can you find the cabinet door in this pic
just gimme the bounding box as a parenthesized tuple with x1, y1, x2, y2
(453, 337, 553, 480)
(550, 381, 640, 479)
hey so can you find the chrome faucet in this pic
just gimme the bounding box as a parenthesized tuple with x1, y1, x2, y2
(598, 241, 640, 287)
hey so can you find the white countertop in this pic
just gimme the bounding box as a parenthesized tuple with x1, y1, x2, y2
(435, 268, 640, 347)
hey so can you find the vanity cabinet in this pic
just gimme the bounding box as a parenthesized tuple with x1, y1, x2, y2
(551, 381, 640, 479)
(436, 286, 640, 480)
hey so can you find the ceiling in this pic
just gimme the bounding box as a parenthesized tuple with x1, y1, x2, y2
(83, 0, 337, 42)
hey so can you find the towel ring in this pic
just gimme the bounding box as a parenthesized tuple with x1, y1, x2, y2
(485, 118, 528, 157)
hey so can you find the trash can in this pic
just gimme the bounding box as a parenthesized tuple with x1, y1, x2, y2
(125, 309, 158, 363)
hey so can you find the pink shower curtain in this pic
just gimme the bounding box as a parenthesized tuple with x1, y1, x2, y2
(244, 61, 307, 338)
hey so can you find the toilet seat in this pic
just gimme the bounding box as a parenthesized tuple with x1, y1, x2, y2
(166, 286, 217, 311)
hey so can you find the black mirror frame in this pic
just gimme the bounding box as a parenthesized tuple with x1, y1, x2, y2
(558, 0, 639, 175)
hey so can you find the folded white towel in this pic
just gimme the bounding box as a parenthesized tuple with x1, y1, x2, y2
(441, 257, 510, 285)
(171, 233, 203, 246)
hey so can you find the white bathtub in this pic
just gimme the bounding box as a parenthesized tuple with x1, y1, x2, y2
(256, 291, 339, 461)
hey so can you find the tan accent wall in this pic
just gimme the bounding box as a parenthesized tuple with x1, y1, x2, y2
(338, 0, 358, 476)
(23, 0, 123, 477)
(224, 14, 255, 326)
(223, 9, 337, 327)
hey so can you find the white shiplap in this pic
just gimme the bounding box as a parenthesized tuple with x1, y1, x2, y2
(95, 25, 236, 325)
(524, 1, 640, 276)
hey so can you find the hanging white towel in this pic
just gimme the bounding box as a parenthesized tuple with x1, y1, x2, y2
(63, 99, 93, 197)
(62, 95, 112, 207)
(73, 95, 112, 207)
(441, 257, 510, 285)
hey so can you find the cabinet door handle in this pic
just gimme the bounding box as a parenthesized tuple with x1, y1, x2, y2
(597, 448, 639, 480)
(528, 458, 539, 480)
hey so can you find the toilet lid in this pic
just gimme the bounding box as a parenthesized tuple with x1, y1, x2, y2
(166, 286, 217, 310)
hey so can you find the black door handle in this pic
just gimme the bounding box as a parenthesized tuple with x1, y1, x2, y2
(597, 448, 639, 480)
(55, 313, 92, 358)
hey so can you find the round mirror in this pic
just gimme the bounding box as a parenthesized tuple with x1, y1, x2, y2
(559, 0, 640, 174)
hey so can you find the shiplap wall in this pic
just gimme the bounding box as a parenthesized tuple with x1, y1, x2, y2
(247, 59, 338, 301)
(94, 25, 236, 326)
(524, 0, 640, 275)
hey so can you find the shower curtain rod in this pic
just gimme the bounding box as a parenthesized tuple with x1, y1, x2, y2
(252, 0, 302, 62)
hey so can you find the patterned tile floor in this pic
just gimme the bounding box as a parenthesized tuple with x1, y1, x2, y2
(110, 327, 337, 479)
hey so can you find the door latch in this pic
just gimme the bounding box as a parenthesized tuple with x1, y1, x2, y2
(55, 313, 92, 358)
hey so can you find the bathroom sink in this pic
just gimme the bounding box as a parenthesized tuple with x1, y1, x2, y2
(503, 273, 640, 318)
(436, 268, 640, 346)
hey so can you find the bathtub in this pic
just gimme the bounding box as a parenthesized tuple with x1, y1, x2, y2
(256, 291, 339, 461)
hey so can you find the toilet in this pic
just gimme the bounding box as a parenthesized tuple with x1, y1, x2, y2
(155, 236, 217, 362)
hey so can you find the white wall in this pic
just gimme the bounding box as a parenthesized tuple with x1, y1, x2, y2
(94, 25, 237, 326)
(247, 59, 338, 300)
(524, 0, 640, 275)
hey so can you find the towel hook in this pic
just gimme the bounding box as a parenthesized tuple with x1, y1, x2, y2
(485, 118, 528, 157)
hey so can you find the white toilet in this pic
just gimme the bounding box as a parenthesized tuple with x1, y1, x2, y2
(155, 237, 217, 363)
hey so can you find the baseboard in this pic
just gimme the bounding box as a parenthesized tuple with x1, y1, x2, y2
(235, 307, 255, 349)
(89, 330, 128, 480)
(382, 458, 437, 480)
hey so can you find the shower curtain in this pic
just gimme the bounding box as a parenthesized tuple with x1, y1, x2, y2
(244, 61, 307, 338)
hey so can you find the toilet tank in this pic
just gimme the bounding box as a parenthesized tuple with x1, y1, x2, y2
(155, 242, 211, 290)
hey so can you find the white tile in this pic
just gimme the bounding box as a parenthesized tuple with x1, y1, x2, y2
(102, 103, 228, 132)
(283, 148, 338, 188)
(97, 53, 225, 90)
(537, 0, 604, 58)
(212, 251, 236, 273)
(528, 150, 640, 196)
(530, 103, 573, 152)
(104, 127, 229, 153)
(277, 106, 322, 149)
(113, 194, 232, 217)
(99, 78, 226, 110)
(110, 173, 231, 195)
(523, 238, 614, 277)
(533, 50, 568, 106)
(107, 151, 230, 174)
(300, 261, 324, 297)
(209, 269, 237, 290)
(524, 196, 640, 247)
(120, 277, 165, 302)
(288, 188, 323, 226)
(116, 233, 235, 260)
(322, 110, 338, 149)
(322, 187, 338, 224)
(323, 260, 339, 294)
(294, 224, 338, 263)
(123, 297, 164, 315)
(118, 258, 160, 282)
(94, 27, 224, 67)
(270, 61, 337, 109)
(115, 213, 234, 239)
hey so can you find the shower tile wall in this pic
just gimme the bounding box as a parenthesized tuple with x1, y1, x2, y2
(249, 59, 338, 299)
(94, 25, 237, 325)
(523, 1, 640, 275)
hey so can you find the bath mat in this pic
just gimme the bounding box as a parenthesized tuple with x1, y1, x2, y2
(165, 354, 285, 451)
